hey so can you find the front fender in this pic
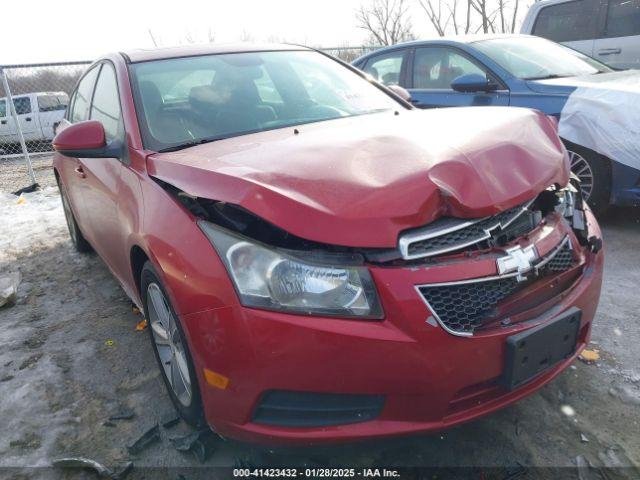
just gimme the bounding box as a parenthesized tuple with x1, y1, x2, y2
(137, 177, 239, 317)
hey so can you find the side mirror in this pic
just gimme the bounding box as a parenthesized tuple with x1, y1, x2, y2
(451, 74, 497, 93)
(387, 84, 412, 102)
(53, 120, 119, 158)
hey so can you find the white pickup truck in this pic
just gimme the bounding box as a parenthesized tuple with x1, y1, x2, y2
(0, 91, 69, 145)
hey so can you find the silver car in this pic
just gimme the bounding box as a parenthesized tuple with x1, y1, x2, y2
(521, 0, 640, 70)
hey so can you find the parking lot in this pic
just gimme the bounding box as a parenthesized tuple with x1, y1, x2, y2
(0, 160, 638, 479)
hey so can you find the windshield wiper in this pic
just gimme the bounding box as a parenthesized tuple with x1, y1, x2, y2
(158, 135, 227, 153)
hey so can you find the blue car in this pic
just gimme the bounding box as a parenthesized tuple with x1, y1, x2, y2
(353, 34, 640, 210)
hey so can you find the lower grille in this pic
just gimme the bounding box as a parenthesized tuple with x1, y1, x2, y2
(420, 278, 519, 335)
(545, 244, 574, 272)
(418, 240, 576, 335)
(252, 390, 384, 427)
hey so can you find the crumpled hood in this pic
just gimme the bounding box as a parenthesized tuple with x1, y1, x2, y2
(526, 70, 640, 95)
(147, 107, 568, 248)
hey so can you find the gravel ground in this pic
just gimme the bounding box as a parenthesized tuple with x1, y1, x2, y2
(0, 155, 57, 194)
(0, 186, 638, 479)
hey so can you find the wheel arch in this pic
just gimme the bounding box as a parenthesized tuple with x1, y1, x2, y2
(561, 138, 613, 210)
(130, 244, 150, 302)
(128, 242, 185, 316)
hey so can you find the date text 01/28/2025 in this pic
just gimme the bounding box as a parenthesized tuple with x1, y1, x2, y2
(233, 468, 401, 478)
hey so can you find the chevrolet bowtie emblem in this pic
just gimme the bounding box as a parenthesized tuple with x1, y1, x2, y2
(496, 245, 539, 282)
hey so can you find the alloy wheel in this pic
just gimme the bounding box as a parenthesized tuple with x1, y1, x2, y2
(146, 283, 193, 407)
(568, 150, 594, 201)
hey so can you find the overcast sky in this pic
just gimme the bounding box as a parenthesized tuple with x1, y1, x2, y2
(3, 0, 531, 65)
(2, 0, 402, 64)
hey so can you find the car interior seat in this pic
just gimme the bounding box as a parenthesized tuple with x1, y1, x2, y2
(139, 80, 195, 144)
(210, 70, 277, 135)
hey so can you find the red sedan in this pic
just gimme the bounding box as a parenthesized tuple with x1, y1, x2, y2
(52, 44, 603, 445)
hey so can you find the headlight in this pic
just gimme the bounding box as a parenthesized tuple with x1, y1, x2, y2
(198, 221, 383, 319)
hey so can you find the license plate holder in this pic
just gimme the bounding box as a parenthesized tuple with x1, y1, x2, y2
(502, 307, 581, 390)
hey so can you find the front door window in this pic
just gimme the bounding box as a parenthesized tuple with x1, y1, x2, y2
(413, 48, 488, 90)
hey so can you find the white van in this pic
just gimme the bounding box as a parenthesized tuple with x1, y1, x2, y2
(0, 92, 69, 145)
(521, 0, 640, 70)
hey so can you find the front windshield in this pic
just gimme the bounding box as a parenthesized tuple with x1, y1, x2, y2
(131, 50, 400, 151)
(473, 37, 612, 80)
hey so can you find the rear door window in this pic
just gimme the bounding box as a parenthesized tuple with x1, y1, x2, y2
(71, 66, 100, 123)
(363, 50, 407, 86)
(38, 93, 69, 112)
(605, 0, 640, 37)
(13, 97, 32, 115)
(533, 0, 597, 42)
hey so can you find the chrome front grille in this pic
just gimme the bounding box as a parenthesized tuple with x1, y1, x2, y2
(417, 238, 576, 336)
(398, 199, 536, 260)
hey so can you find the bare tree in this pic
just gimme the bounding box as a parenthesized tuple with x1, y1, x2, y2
(419, 0, 474, 36)
(477, 0, 523, 33)
(419, 0, 526, 37)
(356, 0, 414, 46)
(183, 29, 197, 44)
(418, 0, 447, 36)
(238, 30, 255, 43)
(510, 0, 521, 33)
(469, 0, 491, 33)
(148, 29, 159, 47)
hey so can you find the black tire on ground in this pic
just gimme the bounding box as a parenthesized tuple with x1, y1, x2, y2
(57, 179, 92, 253)
(141, 261, 204, 426)
(563, 141, 611, 214)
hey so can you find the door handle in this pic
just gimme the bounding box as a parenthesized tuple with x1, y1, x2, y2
(74, 166, 86, 178)
(0, 120, 6, 125)
(598, 48, 622, 55)
(25, 117, 32, 122)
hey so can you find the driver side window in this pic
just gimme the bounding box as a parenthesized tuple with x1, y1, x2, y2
(413, 48, 488, 90)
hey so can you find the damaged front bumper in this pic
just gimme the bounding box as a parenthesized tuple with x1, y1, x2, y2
(182, 204, 604, 445)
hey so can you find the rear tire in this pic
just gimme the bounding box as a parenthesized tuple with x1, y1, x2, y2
(564, 141, 611, 214)
(58, 179, 92, 253)
(141, 261, 204, 426)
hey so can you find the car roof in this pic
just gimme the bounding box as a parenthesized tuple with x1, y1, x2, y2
(403, 33, 528, 46)
(121, 43, 312, 63)
(354, 34, 536, 61)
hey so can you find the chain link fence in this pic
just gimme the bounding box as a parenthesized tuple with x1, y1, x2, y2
(0, 61, 91, 194)
(0, 46, 380, 195)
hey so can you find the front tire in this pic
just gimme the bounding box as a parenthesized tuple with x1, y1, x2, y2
(564, 142, 611, 214)
(141, 262, 204, 426)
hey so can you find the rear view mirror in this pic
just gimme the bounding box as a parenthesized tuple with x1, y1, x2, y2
(387, 84, 412, 102)
(53, 120, 119, 158)
(451, 74, 497, 93)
